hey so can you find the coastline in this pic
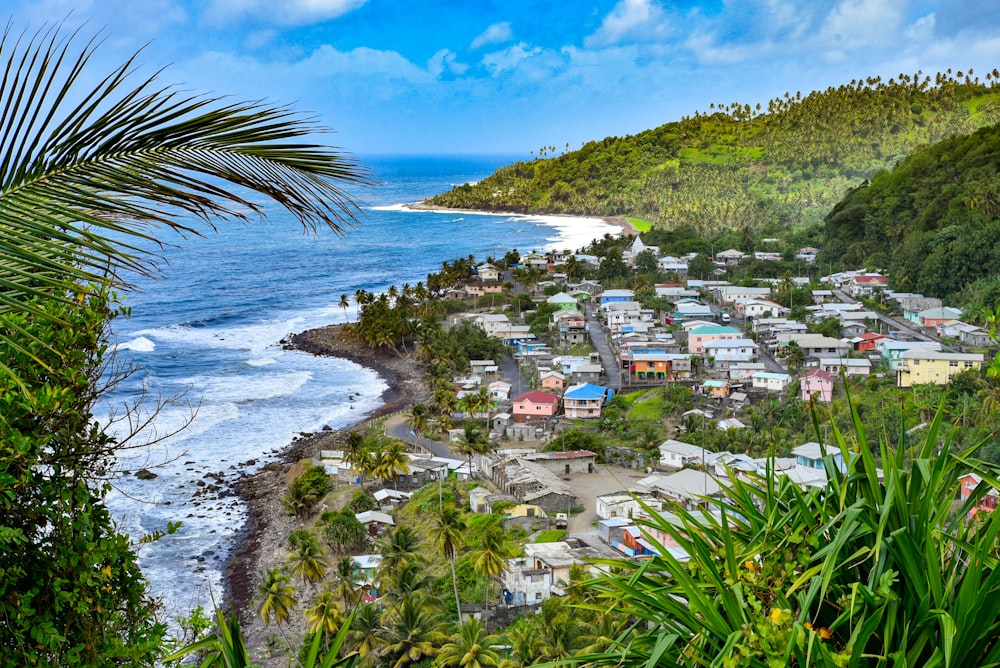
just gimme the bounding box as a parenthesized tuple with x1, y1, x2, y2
(222, 323, 428, 655)
(403, 202, 637, 239)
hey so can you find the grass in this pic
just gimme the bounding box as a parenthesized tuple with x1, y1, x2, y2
(534, 530, 567, 543)
(625, 216, 653, 232)
(625, 389, 665, 422)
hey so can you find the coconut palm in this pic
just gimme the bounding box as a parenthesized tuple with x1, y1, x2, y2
(0, 26, 368, 385)
(377, 525, 422, 580)
(435, 617, 501, 668)
(339, 294, 352, 322)
(286, 531, 329, 585)
(455, 423, 487, 480)
(473, 526, 509, 630)
(256, 568, 297, 627)
(435, 507, 466, 621)
(305, 589, 343, 636)
(342, 431, 373, 489)
(346, 604, 384, 661)
(380, 596, 449, 668)
(406, 403, 431, 434)
(332, 556, 360, 608)
(373, 440, 410, 490)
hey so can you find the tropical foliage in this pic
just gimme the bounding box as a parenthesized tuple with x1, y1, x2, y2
(579, 397, 1000, 667)
(429, 72, 1000, 233)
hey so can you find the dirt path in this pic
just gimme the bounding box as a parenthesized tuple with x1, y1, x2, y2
(566, 464, 648, 534)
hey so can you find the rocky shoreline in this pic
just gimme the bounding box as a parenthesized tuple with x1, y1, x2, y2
(221, 323, 428, 656)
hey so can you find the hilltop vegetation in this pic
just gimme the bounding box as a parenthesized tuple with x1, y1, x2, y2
(429, 71, 1000, 233)
(823, 120, 1000, 302)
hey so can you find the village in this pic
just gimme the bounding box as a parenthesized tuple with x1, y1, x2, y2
(299, 234, 997, 623)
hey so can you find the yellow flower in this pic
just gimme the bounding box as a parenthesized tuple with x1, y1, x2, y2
(101, 565, 112, 578)
(818, 627, 832, 640)
(744, 560, 757, 572)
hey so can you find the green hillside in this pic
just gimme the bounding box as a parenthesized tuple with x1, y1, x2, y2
(428, 71, 1000, 233)
(823, 120, 1000, 303)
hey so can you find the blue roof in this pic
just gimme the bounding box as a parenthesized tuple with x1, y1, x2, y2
(564, 383, 607, 400)
(689, 325, 741, 335)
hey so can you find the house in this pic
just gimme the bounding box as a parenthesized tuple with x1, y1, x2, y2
(570, 363, 604, 384)
(687, 325, 743, 354)
(464, 281, 504, 297)
(638, 469, 723, 510)
(355, 510, 395, 537)
(493, 456, 578, 513)
(511, 391, 560, 422)
(791, 442, 845, 473)
(958, 324, 991, 347)
(703, 339, 758, 368)
(470, 359, 498, 379)
(658, 439, 710, 470)
(896, 350, 985, 387)
(733, 298, 787, 320)
(596, 492, 663, 521)
(546, 292, 578, 310)
(818, 357, 871, 377)
(562, 383, 607, 419)
(958, 473, 999, 516)
(673, 300, 714, 320)
(539, 371, 566, 391)
(774, 333, 850, 360)
(811, 289, 834, 303)
(716, 285, 771, 305)
(917, 306, 963, 329)
(729, 362, 768, 380)
(599, 289, 635, 307)
(658, 259, 689, 278)
(476, 262, 501, 282)
(751, 372, 793, 392)
(850, 274, 888, 297)
(715, 249, 746, 267)
(703, 379, 730, 398)
(800, 369, 835, 403)
(488, 380, 511, 401)
(877, 340, 942, 370)
(900, 296, 942, 324)
(629, 352, 693, 380)
(851, 332, 890, 352)
(475, 313, 511, 337)
(523, 450, 597, 475)
(796, 247, 819, 263)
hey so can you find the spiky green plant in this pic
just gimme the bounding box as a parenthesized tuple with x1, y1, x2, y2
(578, 393, 1000, 667)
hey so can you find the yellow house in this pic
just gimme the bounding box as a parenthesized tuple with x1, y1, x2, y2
(896, 350, 984, 387)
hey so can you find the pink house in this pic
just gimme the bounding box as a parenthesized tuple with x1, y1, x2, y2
(959, 473, 999, 517)
(800, 369, 835, 403)
(687, 325, 742, 355)
(512, 390, 560, 422)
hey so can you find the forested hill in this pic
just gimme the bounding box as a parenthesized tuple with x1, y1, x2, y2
(823, 120, 1000, 305)
(428, 71, 1000, 232)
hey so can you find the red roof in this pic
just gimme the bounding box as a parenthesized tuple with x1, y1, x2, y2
(858, 332, 889, 341)
(513, 390, 559, 405)
(854, 274, 887, 284)
(803, 369, 835, 382)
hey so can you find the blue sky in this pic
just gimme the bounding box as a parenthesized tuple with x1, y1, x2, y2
(10, 1, 1000, 156)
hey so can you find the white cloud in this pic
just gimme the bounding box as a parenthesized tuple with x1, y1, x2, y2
(817, 0, 904, 51)
(584, 0, 669, 48)
(205, 0, 368, 26)
(428, 49, 469, 77)
(481, 42, 543, 76)
(470, 22, 513, 50)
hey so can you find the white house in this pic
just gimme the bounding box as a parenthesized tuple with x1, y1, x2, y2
(658, 439, 711, 470)
(751, 371, 794, 392)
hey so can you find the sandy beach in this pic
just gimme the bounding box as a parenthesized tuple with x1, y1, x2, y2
(222, 324, 429, 663)
(399, 202, 635, 250)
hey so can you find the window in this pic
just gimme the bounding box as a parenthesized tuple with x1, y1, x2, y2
(950, 360, 959, 367)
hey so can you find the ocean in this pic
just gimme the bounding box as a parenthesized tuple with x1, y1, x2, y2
(101, 154, 621, 621)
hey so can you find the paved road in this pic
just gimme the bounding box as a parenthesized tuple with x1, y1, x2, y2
(499, 354, 527, 398)
(832, 289, 953, 350)
(385, 414, 462, 460)
(586, 303, 622, 389)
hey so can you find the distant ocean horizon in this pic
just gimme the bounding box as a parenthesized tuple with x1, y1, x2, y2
(101, 154, 622, 620)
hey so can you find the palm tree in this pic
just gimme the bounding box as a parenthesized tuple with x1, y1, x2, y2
(343, 432, 373, 490)
(304, 589, 343, 636)
(332, 556, 360, 607)
(435, 617, 501, 668)
(256, 568, 297, 627)
(406, 403, 431, 434)
(0, 26, 368, 383)
(435, 507, 466, 621)
(374, 440, 410, 490)
(455, 423, 487, 480)
(473, 526, 509, 630)
(346, 604, 384, 662)
(380, 596, 449, 668)
(339, 294, 352, 322)
(286, 531, 329, 585)
(378, 525, 422, 579)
